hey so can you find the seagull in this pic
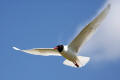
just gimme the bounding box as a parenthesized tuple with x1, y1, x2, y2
(13, 4, 110, 68)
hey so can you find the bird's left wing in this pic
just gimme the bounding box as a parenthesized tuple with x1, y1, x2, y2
(13, 47, 61, 56)
(68, 4, 111, 54)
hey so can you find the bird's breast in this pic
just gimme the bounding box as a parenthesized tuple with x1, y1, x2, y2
(60, 47, 77, 62)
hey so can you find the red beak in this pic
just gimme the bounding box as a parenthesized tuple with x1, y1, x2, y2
(54, 47, 58, 49)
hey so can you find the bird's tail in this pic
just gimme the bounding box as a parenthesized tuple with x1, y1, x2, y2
(63, 56, 90, 68)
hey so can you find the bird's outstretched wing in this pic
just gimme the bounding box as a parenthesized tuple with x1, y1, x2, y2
(68, 4, 111, 54)
(13, 47, 61, 56)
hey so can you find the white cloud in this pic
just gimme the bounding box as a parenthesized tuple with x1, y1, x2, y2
(80, 0, 120, 62)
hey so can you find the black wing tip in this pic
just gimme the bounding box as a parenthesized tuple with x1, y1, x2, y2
(107, 3, 111, 9)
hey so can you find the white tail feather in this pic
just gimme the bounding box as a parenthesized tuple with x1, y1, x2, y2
(63, 59, 77, 68)
(63, 56, 90, 68)
(78, 56, 90, 67)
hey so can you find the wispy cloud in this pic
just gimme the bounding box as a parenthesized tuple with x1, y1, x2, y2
(80, 0, 120, 62)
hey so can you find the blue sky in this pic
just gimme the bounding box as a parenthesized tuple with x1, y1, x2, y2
(0, 0, 120, 80)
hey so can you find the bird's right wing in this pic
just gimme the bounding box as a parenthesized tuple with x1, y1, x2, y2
(13, 47, 61, 56)
(68, 4, 111, 54)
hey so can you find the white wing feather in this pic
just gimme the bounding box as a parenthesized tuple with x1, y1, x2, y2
(68, 4, 111, 54)
(13, 47, 61, 56)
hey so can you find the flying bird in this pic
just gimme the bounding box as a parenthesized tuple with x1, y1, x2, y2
(13, 4, 110, 68)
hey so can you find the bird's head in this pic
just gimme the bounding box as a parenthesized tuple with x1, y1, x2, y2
(54, 45, 64, 52)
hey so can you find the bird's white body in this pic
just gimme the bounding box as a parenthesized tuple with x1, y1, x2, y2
(13, 4, 110, 68)
(61, 46, 77, 62)
(59, 45, 90, 67)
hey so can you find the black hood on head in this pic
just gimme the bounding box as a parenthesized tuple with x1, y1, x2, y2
(56, 45, 64, 52)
